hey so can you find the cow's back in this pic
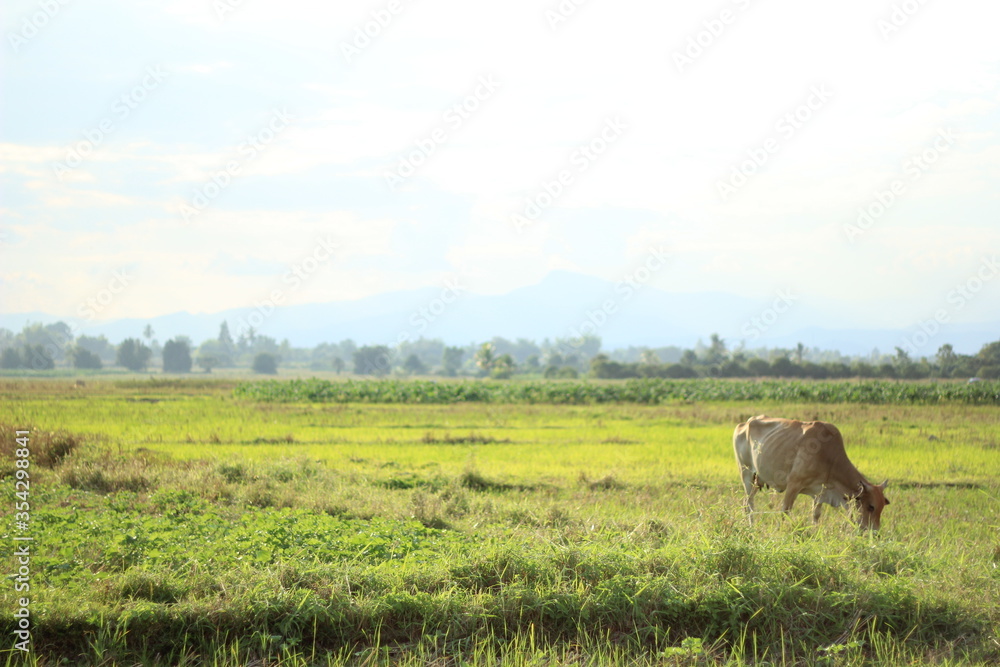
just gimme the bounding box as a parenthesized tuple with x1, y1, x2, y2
(744, 417, 848, 492)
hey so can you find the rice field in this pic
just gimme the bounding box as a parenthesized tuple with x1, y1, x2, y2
(1, 378, 998, 665)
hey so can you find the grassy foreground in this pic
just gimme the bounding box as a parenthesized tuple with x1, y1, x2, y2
(1, 378, 999, 665)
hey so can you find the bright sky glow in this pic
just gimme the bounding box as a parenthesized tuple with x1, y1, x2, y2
(2, 0, 999, 334)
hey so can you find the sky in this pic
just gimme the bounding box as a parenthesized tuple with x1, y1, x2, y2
(1, 0, 999, 342)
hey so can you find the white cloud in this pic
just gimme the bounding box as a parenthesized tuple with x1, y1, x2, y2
(2, 0, 999, 339)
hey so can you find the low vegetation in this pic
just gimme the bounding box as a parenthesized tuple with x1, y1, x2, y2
(234, 377, 1000, 405)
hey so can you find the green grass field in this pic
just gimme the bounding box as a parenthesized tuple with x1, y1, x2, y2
(1, 378, 998, 665)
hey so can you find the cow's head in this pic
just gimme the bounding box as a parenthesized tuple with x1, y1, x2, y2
(852, 479, 889, 531)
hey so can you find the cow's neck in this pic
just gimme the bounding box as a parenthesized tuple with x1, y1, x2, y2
(828, 461, 867, 497)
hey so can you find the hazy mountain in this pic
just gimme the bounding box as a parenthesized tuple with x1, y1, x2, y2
(1, 271, 995, 356)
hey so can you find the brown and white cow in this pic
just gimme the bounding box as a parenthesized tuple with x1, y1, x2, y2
(733, 415, 889, 530)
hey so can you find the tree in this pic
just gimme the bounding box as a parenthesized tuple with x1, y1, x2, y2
(238, 327, 257, 355)
(218, 321, 236, 362)
(402, 353, 427, 376)
(524, 355, 541, 372)
(353, 345, 392, 376)
(196, 353, 218, 373)
(707, 333, 727, 365)
(663, 363, 698, 378)
(71, 347, 102, 370)
(800, 362, 828, 379)
(0, 347, 22, 369)
(442, 346, 464, 376)
(76, 335, 115, 362)
(143, 324, 155, 344)
(252, 353, 278, 375)
(397, 338, 444, 373)
(23, 344, 55, 370)
(197, 340, 232, 368)
(893, 346, 914, 377)
(976, 340, 1000, 379)
(795, 342, 805, 364)
(718, 359, 749, 377)
(556, 335, 600, 361)
(250, 335, 279, 355)
(590, 354, 637, 379)
(491, 353, 515, 379)
(332, 357, 345, 375)
(936, 344, 957, 377)
(850, 360, 876, 378)
(18, 322, 70, 362)
(639, 349, 660, 366)
(339, 339, 358, 363)
(474, 343, 495, 376)
(823, 362, 852, 379)
(162, 339, 193, 373)
(770, 356, 796, 378)
(746, 358, 770, 376)
(116, 338, 152, 372)
(977, 340, 1000, 367)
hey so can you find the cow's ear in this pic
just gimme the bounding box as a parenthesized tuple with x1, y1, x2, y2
(878, 479, 889, 489)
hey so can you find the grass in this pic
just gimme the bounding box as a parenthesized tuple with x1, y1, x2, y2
(233, 377, 1000, 405)
(0, 378, 998, 665)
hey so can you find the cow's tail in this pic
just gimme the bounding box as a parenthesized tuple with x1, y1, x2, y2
(742, 414, 767, 450)
(742, 415, 770, 490)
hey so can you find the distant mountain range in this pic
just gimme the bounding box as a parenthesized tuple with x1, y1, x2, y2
(2, 271, 996, 357)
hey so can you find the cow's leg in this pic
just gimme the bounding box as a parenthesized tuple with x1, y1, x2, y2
(740, 467, 759, 523)
(780, 485, 802, 517)
(811, 497, 824, 524)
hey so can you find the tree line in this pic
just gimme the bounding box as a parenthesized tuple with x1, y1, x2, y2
(1, 321, 997, 380)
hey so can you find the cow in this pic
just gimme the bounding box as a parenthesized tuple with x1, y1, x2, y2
(733, 415, 889, 531)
